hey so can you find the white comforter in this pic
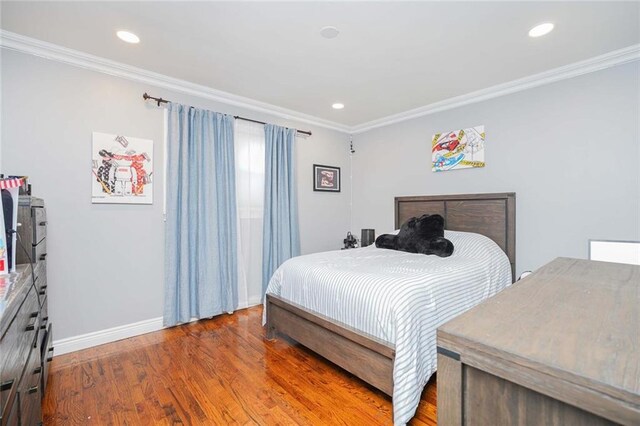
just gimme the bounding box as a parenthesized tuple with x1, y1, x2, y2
(264, 230, 512, 425)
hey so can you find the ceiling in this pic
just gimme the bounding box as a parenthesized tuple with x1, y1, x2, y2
(1, 1, 638, 127)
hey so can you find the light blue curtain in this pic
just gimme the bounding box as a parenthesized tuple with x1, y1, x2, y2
(262, 124, 300, 294)
(164, 103, 238, 327)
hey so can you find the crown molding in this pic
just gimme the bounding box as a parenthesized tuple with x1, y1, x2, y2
(0, 30, 351, 134)
(351, 43, 640, 134)
(1, 30, 638, 136)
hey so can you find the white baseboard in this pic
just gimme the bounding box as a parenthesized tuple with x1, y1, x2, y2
(52, 300, 264, 356)
(52, 316, 165, 356)
(238, 297, 264, 310)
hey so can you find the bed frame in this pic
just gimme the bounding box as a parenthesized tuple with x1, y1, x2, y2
(265, 192, 516, 396)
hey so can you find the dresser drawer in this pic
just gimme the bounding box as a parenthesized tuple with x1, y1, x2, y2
(0, 289, 38, 426)
(0, 322, 19, 425)
(41, 323, 53, 395)
(17, 347, 42, 426)
(39, 298, 48, 337)
(1, 390, 19, 426)
(32, 240, 46, 264)
(32, 207, 46, 246)
(36, 275, 47, 303)
(18, 289, 39, 349)
(33, 261, 46, 285)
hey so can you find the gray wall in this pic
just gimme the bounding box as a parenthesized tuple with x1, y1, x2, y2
(3, 48, 638, 341)
(0, 50, 350, 339)
(351, 62, 640, 276)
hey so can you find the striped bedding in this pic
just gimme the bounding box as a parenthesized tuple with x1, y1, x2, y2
(264, 230, 512, 425)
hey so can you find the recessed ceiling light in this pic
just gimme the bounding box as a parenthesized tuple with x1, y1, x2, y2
(320, 26, 340, 39)
(116, 30, 140, 44)
(528, 23, 554, 38)
(332, 103, 345, 110)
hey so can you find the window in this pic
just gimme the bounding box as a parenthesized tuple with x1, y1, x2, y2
(235, 120, 265, 307)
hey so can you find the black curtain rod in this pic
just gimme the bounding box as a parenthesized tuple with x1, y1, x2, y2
(143, 93, 312, 136)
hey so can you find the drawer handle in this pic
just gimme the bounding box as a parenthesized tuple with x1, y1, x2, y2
(0, 379, 14, 392)
(27, 385, 38, 394)
(39, 221, 47, 226)
(33, 366, 42, 375)
(39, 254, 47, 261)
(47, 357, 53, 363)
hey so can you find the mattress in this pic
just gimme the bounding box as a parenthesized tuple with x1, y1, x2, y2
(264, 230, 512, 425)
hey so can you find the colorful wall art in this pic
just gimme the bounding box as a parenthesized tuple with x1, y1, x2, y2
(92, 132, 154, 204)
(431, 126, 485, 172)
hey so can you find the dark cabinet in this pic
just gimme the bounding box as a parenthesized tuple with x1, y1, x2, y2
(1, 197, 50, 426)
(0, 274, 41, 426)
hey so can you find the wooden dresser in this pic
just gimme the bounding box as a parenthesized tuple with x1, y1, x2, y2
(437, 257, 639, 425)
(1, 197, 52, 425)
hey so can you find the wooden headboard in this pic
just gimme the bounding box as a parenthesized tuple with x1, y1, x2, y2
(395, 192, 516, 279)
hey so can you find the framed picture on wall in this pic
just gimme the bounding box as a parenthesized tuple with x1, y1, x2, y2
(91, 132, 154, 204)
(313, 164, 340, 192)
(431, 125, 485, 172)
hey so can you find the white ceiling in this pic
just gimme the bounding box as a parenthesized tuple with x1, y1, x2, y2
(1, 1, 638, 127)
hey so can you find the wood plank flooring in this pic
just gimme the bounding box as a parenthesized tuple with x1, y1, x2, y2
(43, 306, 437, 425)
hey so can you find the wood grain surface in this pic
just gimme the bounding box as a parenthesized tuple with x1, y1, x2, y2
(436, 353, 461, 426)
(464, 367, 615, 426)
(395, 192, 516, 279)
(267, 293, 395, 396)
(438, 257, 640, 425)
(43, 306, 437, 425)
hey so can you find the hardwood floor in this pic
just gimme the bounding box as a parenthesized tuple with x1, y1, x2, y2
(43, 306, 437, 425)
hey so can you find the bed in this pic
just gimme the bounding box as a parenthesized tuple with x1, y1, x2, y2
(264, 192, 516, 425)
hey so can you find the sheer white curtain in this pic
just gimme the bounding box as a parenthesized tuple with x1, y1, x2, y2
(235, 120, 265, 308)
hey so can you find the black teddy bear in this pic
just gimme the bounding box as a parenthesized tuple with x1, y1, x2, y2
(375, 214, 454, 257)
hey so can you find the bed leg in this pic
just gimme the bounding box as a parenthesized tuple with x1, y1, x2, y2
(265, 296, 277, 340)
(266, 325, 276, 340)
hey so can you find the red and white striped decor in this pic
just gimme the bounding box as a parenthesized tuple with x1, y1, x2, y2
(0, 178, 24, 190)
